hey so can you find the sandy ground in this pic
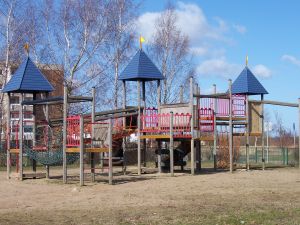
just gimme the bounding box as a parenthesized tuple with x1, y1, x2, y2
(0, 167, 299, 225)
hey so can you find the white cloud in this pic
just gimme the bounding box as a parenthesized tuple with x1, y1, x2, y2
(252, 64, 272, 78)
(196, 58, 242, 78)
(281, 54, 300, 67)
(232, 24, 247, 34)
(137, 2, 238, 46)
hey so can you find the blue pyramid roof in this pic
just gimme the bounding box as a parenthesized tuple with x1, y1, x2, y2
(119, 49, 164, 81)
(232, 66, 268, 95)
(2, 57, 54, 93)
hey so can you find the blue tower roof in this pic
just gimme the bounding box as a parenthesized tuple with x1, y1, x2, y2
(2, 57, 54, 93)
(232, 66, 268, 95)
(119, 49, 164, 81)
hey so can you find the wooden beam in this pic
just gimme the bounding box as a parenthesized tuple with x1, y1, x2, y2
(193, 93, 229, 99)
(298, 99, 300, 169)
(228, 79, 233, 173)
(80, 114, 84, 186)
(66, 147, 109, 153)
(197, 136, 214, 141)
(261, 94, 265, 170)
(19, 94, 24, 181)
(137, 81, 141, 176)
(91, 87, 96, 182)
(6, 93, 11, 179)
(139, 134, 170, 139)
(108, 118, 113, 185)
(190, 77, 195, 175)
(249, 99, 298, 108)
(63, 85, 68, 184)
(170, 112, 174, 176)
(213, 84, 217, 171)
(68, 95, 93, 102)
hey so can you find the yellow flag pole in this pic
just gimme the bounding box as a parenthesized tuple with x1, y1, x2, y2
(246, 55, 249, 66)
(139, 35, 142, 50)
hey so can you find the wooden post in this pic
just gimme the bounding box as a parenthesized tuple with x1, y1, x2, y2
(63, 85, 68, 183)
(228, 79, 233, 173)
(179, 85, 184, 103)
(90, 87, 96, 182)
(190, 77, 195, 175)
(261, 94, 265, 170)
(170, 111, 174, 176)
(213, 84, 217, 170)
(246, 95, 250, 170)
(108, 118, 113, 185)
(298, 99, 300, 169)
(45, 92, 50, 179)
(142, 81, 147, 167)
(80, 114, 84, 186)
(195, 84, 201, 171)
(137, 81, 141, 176)
(157, 80, 162, 173)
(122, 81, 127, 174)
(19, 94, 24, 180)
(6, 93, 11, 179)
(32, 93, 37, 178)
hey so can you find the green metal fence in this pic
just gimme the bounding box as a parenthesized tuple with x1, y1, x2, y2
(237, 146, 298, 166)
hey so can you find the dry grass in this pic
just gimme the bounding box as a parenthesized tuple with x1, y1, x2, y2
(0, 167, 299, 225)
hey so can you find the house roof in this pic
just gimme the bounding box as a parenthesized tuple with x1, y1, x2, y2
(232, 66, 268, 95)
(119, 49, 164, 81)
(2, 57, 54, 93)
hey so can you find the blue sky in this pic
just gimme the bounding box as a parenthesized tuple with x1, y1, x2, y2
(138, 0, 300, 131)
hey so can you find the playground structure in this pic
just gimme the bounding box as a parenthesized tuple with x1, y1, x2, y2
(1, 47, 300, 186)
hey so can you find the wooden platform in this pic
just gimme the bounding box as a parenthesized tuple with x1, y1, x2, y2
(139, 134, 170, 139)
(66, 147, 109, 153)
(233, 132, 262, 137)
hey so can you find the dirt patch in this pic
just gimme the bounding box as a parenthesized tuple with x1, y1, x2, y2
(0, 168, 299, 224)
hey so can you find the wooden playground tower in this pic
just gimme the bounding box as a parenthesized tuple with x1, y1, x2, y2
(2, 48, 300, 186)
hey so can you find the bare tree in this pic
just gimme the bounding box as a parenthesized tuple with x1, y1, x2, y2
(43, 0, 109, 94)
(104, 0, 138, 109)
(273, 111, 293, 147)
(149, 4, 194, 105)
(0, 0, 38, 136)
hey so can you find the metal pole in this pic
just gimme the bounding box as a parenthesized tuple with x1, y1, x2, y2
(91, 87, 96, 182)
(213, 84, 217, 170)
(170, 111, 174, 176)
(108, 118, 113, 184)
(246, 95, 250, 170)
(261, 94, 265, 170)
(80, 114, 84, 186)
(228, 80, 233, 173)
(6, 93, 11, 179)
(190, 77, 195, 175)
(19, 94, 24, 180)
(63, 85, 68, 183)
(137, 81, 141, 175)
